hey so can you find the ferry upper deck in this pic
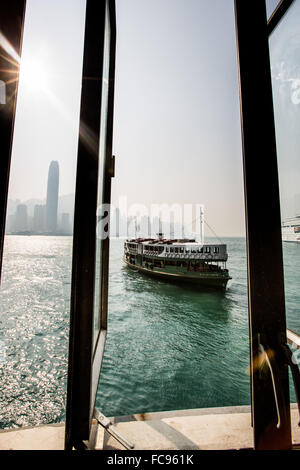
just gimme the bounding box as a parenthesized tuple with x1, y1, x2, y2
(124, 238, 228, 262)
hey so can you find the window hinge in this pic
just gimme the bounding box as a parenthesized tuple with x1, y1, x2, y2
(94, 408, 135, 450)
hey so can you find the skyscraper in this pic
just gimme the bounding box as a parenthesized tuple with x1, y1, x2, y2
(60, 213, 71, 235)
(33, 204, 45, 233)
(46, 161, 59, 233)
(14, 204, 28, 232)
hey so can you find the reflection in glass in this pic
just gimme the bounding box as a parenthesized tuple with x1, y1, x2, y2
(266, 0, 283, 19)
(0, 0, 86, 429)
(270, 0, 300, 423)
(93, 2, 111, 349)
(270, 0, 300, 334)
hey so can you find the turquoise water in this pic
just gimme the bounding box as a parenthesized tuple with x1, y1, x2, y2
(96, 237, 250, 417)
(0, 235, 298, 429)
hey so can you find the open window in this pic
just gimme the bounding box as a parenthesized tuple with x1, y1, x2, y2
(64, 0, 116, 450)
(235, 0, 300, 449)
(0, 0, 299, 452)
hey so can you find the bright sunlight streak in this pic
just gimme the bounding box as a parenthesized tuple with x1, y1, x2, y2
(19, 56, 49, 92)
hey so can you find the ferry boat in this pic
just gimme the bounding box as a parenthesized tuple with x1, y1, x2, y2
(282, 216, 300, 243)
(123, 234, 231, 289)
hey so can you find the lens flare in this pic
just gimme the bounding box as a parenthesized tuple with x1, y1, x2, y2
(19, 57, 49, 92)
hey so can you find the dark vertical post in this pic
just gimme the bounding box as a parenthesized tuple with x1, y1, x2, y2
(65, 0, 106, 450)
(101, 0, 116, 333)
(0, 1, 26, 281)
(90, 0, 116, 436)
(235, 0, 292, 449)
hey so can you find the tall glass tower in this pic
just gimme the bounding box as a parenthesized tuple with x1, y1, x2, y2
(46, 161, 59, 233)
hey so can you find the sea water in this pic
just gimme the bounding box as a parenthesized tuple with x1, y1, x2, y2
(0, 235, 298, 429)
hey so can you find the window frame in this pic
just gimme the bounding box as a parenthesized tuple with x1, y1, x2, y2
(64, 0, 116, 450)
(0, 1, 26, 282)
(267, 0, 295, 35)
(0, 0, 298, 453)
(235, 0, 297, 450)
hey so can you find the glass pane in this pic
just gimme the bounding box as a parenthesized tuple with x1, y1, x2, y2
(96, 0, 250, 427)
(270, 0, 300, 335)
(266, 0, 282, 19)
(0, 0, 86, 430)
(269, 0, 300, 441)
(93, 1, 111, 348)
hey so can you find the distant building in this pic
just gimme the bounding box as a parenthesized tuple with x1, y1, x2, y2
(140, 215, 151, 237)
(46, 161, 59, 233)
(170, 219, 175, 239)
(115, 208, 120, 238)
(5, 214, 15, 233)
(110, 208, 121, 238)
(60, 213, 71, 235)
(33, 204, 45, 233)
(14, 204, 28, 232)
(152, 217, 161, 237)
(127, 215, 135, 238)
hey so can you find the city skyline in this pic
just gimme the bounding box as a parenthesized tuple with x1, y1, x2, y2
(5, 0, 284, 237)
(46, 160, 59, 233)
(6, 160, 72, 235)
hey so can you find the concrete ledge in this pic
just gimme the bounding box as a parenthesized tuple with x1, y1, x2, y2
(0, 423, 65, 450)
(113, 405, 252, 424)
(0, 405, 299, 450)
(103, 406, 300, 451)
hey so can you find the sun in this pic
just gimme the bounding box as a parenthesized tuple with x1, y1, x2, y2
(19, 56, 49, 92)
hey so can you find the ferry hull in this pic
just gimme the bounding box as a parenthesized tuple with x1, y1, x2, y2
(123, 258, 230, 289)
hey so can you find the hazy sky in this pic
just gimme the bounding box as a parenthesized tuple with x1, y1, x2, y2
(9, 0, 86, 204)
(7, 0, 285, 236)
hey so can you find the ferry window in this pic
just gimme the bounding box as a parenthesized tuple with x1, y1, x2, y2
(214, 247, 220, 254)
(180, 247, 184, 253)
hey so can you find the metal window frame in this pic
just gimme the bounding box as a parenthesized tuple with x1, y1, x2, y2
(90, 0, 116, 431)
(0, 1, 27, 283)
(64, 0, 116, 450)
(267, 0, 295, 35)
(0, 0, 297, 453)
(235, 0, 293, 450)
